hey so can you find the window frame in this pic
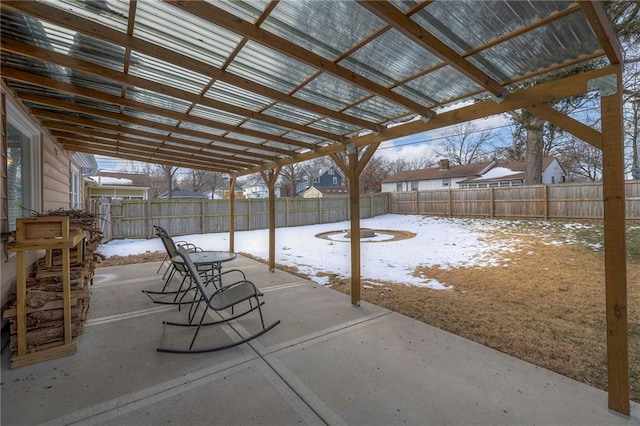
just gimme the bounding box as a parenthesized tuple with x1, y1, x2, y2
(6, 100, 42, 233)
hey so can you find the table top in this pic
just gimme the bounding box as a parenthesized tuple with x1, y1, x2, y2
(172, 250, 236, 265)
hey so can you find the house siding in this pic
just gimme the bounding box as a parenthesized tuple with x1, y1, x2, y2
(2, 89, 72, 309)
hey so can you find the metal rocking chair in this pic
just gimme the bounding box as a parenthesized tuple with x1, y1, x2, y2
(157, 246, 280, 353)
(143, 233, 206, 305)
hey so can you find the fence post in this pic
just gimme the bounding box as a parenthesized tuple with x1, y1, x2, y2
(247, 199, 252, 231)
(414, 191, 418, 214)
(490, 187, 495, 218)
(370, 194, 374, 218)
(146, 198, 152, 238)
(448, 189, 452, 217)
(285, 198, 289, 227)
(543, 185, 549, 220)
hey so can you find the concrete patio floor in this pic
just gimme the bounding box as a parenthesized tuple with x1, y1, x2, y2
(2, 255, 639, 426)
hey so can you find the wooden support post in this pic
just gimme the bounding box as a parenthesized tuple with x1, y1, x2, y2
(600, 71, 630, 415)
(146, 197, 152, 239)
(228, 176, 235, 253)
(332, 142, 380, 307)
(200, 199, 206, 234)
(261, 168, 281, 272)
(347, 151, 361, 306)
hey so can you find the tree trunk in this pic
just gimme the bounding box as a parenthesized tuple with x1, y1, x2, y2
(525, 115, 545, 185)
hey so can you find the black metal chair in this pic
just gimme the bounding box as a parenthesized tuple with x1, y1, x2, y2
(157, 246, 280, 353)
(153, 225, 198, 277)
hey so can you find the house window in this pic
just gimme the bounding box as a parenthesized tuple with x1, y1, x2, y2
(442, 178, 450, 187)
(7, 106, 41, 232)
(328, 168, 334, 175)
(333, 176, 337, 184)
(410, 181, 418, 191)
(396, 182, 402, 192)
(551, 176, 555, 184)
(70, 166, 80, 208)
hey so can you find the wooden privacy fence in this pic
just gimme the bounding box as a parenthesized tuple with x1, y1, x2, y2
(390, 181, 640, 220)
(105, 193, 390, 239)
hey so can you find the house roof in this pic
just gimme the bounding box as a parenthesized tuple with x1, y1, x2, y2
(0, 1, 621, 178)
(457, 157, 558, 184)
(382, 161, 495, 183)
(158, 188, 208, 199)
(95, 171, 149, 187)
(307, 185, 350, 196)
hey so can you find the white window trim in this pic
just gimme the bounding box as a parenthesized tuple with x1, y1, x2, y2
(7, 100, 42, 217)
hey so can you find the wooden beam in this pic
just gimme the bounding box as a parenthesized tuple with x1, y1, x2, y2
(579, 1, 623, 65)
(525, 103, 602, 149)
(599, 68, 629, 415)
(1, 1, 377, 133)
(260, 168, 281, 271)
(170, 0, 433, 118)
(358, 0, 504, 97)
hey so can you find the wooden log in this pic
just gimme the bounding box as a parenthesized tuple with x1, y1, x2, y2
(25, 289, 90, 308)
(10, 321, 84, 351)
(3, 298, 79, 319)
(9, 306, 83, 331)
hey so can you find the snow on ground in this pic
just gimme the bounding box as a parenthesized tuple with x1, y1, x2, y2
(98, 214, 570, 289)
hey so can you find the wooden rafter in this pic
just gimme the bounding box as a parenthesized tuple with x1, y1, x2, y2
(17, 93, 304, 157)
(0, 39, 329, 148)
(49, 129, 258, 171)
(1, 1, 380, 134)
(60, 140, 231, 173)
(357, 0, 504, 97)
(240, 66, 619, 176)
(25, 98, 281, 160)
(169, 0, 434, 118)
(580, 1, 623, 65)
(1, 67, 332, 153)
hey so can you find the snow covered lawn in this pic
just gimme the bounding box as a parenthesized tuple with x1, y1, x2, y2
(98, 214, 592, 289)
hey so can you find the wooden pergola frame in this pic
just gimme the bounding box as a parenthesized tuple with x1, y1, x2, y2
(0, 0, 630, 415)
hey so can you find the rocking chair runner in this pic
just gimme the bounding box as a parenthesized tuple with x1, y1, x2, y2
(157, 246, 280, 353)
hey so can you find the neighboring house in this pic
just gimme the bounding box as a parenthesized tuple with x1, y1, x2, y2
(458, 157, 566, 188)
(296, 165, 344, 195)
(158, 188, 208, 199)
(303, 185, 349, 198)
(381, 159, 496, 192)
(242, 181, 281, 199)
(86, 171, 150, 200)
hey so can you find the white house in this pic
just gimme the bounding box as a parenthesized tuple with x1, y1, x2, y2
(381, 159, 496, 192)
(457, 157, 566, 188)
(242, 181, 281, 199)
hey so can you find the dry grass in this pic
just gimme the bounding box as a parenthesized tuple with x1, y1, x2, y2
(329, 230, 640, 402)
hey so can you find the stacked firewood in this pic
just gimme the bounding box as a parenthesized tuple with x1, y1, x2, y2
(3, 209, 102, 352)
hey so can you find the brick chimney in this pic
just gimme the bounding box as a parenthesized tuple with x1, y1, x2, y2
(439, 159, 450, 170)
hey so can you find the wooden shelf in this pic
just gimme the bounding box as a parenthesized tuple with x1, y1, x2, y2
(7, 217, 86, 368)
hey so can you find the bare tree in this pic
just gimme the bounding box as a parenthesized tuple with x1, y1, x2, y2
(558, 137, 603, 181)
(141, 163, 165, 199)
(359, 156, 389, 193)
(204, 171, 226, 199)
(280, 163, 307, 197)
(434, 122, 493, 165)
(181, 169, 207, 192)
(159, 164, 179, 199)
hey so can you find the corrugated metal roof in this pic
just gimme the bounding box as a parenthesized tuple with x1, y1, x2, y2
(0, 0, 621, 176)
